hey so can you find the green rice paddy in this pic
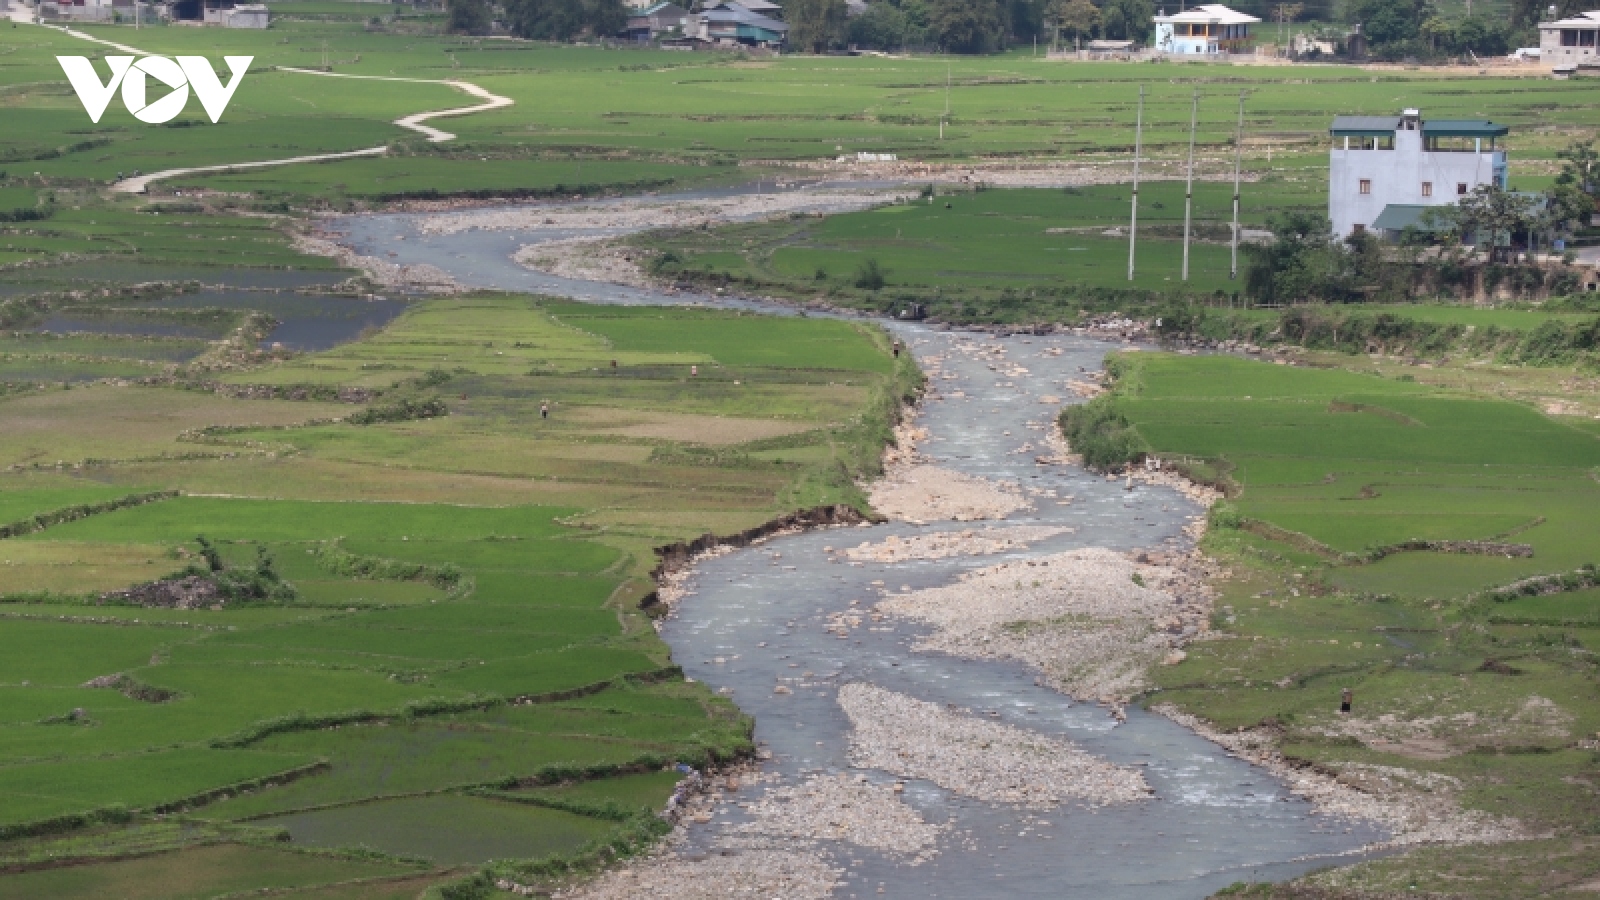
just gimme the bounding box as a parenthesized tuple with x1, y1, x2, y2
(2, 8, 1599, 896)
(1087, 351, 1600, 894)
(0, 287, 915, 895)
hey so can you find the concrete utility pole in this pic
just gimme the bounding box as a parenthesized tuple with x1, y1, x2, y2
(1230, 91, 1244, 281)
(940, 63, 950, 140)
(1181, 89, 1198, 282)
(1128, 84, 1144, 281)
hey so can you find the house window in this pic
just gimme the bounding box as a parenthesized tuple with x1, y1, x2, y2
(1359, 179, 1372, 195)
(1421, 182, 1432, 197)
(1457, 182, 1468, 195)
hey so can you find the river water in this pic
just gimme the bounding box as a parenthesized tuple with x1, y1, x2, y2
(339, 184, 1381, 897)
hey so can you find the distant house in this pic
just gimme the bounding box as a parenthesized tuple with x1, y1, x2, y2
(1329, 108, 1509, 239)
(1540, 10, 1600, 67)
(1153, 4, 1259, 55)
(705, 0, 782, 17)
(198, 0, 267, 26)
(692, 1, 786, 46)
(224, 3, 267, 27)
(625, 1, 689, 41)
(38, 0, 136, 23)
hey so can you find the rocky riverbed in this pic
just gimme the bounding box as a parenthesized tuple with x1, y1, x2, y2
(337, 183, 1419, 898)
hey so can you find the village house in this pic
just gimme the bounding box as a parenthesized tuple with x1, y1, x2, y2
(686, 1, 786, 47)
(624, 1, 689, 41)
(1153, 4, 1259, 55)
(1328, 108, 1508, 239)
(1540, 10, 1600, 68)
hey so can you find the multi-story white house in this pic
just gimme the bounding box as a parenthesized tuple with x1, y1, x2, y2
(1540, 10, 1600, 67)
(1328, 109, 1508, 239)
(1153, 4, 1259, 55)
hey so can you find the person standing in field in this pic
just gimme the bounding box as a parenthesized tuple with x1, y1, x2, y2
(540, 401, 549, 420)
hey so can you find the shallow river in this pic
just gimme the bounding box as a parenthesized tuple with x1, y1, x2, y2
(343, 184, 1381, 897)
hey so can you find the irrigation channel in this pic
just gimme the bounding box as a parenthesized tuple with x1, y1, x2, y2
(337, 182, 1382, 897)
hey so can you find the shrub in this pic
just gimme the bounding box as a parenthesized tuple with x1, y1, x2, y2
(853, 258, 887, 291)
(1059, 396, 1144, 471)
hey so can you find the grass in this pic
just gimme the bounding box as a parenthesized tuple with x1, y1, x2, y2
(0, 286, 910, 895)
(1079, 351, 1600, 895)
(0, 843, 425, 900)
(631, 182, 1324, 314)
(1, 12, 1596, 896)
(1, 14, 1595, 292)
(258, 793, 616, 865)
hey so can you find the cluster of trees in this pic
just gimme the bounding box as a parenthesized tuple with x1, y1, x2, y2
(843, 0, 1151, 53)
(446, 0, 626, 38)
(1243, 141, 1598, 305)
(1342, 0, 1522, 59)
(1043, 0, 1154, 48)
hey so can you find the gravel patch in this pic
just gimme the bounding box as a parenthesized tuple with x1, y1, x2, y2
(839, 683, 1151, 809)
(867, 464, 1031, 522)
(876, 547, 1211, 705)
(732, 773, 946, 862)
(422, 188, 912, 236)
(842, 525, 1071, 563)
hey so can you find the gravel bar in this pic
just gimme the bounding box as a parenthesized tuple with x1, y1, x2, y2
(839, 683, 1151, 809)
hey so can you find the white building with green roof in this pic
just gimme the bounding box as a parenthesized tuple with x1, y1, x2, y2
(1328, 108, 1508, 239)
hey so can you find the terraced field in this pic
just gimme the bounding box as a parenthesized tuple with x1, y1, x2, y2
(0, 292, 916, 897)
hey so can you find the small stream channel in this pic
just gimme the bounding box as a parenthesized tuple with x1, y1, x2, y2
(340, 184, 1382, 897)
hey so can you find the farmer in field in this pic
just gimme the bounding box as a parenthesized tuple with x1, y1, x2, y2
(540, 401, 549, 420)
(1340, 687, 1353, 714)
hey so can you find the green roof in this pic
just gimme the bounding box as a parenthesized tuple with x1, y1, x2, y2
(1422, 120, 1508, 138)
(1329, 115, 1399, 137)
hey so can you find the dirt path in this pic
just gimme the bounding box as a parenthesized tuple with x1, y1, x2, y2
(34, 22, 513, 194)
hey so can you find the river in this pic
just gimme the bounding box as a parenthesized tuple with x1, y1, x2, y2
(337, 183, 1382, 897)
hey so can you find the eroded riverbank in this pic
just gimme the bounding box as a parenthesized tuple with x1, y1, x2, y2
(331, 184, 1389, 897)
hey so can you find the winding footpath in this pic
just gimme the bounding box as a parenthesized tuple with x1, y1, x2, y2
(27, 20, 512, 194)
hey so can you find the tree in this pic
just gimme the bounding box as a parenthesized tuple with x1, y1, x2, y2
(927, 0, 1008, 52)
(848, 1, 911, 49)
(446, 0, 492, 34)
(1008, 0, 1046, 43)
(1556, 138, 1598, 197)
(1449, 184, 1542, 263)
(588, 0, 626, 37)
(1344, 0, 1427, 55)
(789, 0, 849, 52)
(1049, 0, 1099, 47)
(1098, 0, 1151, 42)
(1511, 0, 1588, 27)
(503, 0, 625, 39)
(1243, 210, 1347, 305)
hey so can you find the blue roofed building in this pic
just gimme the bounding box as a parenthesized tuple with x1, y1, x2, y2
(695, 1, 787, 47)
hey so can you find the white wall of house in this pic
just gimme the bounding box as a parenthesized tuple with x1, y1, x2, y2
(1329, 123, 1507, 238)
(1540, 12, 1600, 66)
